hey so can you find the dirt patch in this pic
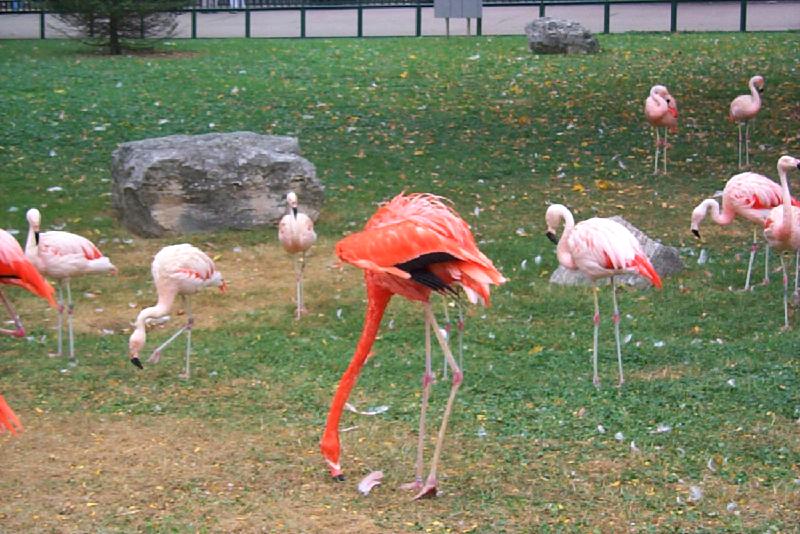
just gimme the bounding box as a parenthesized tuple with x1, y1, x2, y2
(0, 413, 388, 533)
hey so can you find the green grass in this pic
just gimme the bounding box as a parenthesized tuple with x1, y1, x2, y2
(0, 33, 799, 532)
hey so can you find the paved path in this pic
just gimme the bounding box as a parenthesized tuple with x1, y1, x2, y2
(1, 2, 798, 39)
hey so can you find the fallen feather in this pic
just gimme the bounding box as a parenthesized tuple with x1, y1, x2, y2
(520, 259, 528, 270)
(726, 502, 738, 513)
(614, 431, 624, 442)
(344, 403, 389, 416)
(341, 425, 359, 433)
(688, 485, 703, 503)
(47, 186, 64, 192)
(476, 426, 487, 438)
(727, 378, 736, 387)
(358, 470, 383, 496)
(653, 341, 665, 348)
(651, 423, 672, 434)
(534, 255, 542, 265)
(630, 441, 640, 453)
(597, 424, 606, 434)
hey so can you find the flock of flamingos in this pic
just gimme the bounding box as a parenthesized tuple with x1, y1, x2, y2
(1, 74, 798, 499)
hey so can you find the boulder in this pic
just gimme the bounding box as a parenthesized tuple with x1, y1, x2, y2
(549, 216, 684, 288)
(111, 132, 324, 237)
(525, 17, 600, 55)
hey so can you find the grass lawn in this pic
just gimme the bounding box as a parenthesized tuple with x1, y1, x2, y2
(0, 32, 799, 532)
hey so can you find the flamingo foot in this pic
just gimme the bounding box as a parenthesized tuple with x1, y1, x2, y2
(294, 307, 309, 320)
(617, 377, 625, 388)
(592, 376, 601, 388)
(413, 478, 438, 500)
(147, 349, 162, 364)
(780, 324, 791, 333)
(178, 371, 190, 380)
(400, 479, 423, 492)
(48, 351, 62, 358)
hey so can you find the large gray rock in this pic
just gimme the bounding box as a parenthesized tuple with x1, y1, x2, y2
(111, 132, 324, 237)
(549, 216, 684, 288)
(525, 17, 600, 55)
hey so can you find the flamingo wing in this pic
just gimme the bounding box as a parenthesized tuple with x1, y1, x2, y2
(0, 230, 56, 306)
(0, 394, 23, 435)
(41, 231, 103, 260)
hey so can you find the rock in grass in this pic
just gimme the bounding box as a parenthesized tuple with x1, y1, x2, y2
(525, 18, 600, 55)
(111, 132, 324, 237)
(549, 216, 684, 289)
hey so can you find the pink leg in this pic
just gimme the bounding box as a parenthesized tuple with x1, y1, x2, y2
(401, 306, 434, 492)
(780, 254, 790, 330)
(414, 306, 463, 500)
(611, 278, 624, 387)
(0, 290, 25, 338)
(592, 286, 600, 388)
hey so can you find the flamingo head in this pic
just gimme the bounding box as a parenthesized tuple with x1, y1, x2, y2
(320, 432, 345, 481)
(650, 84, 669, 99)
(26, 208, 42, 242)
(128, 328, 146, 370)
(286, 191, 299, 216)
(777, 155, 800, 174)
(689, 200, 714, 239)
(545, 204, 572, 244)
(751, 75, 765, 93)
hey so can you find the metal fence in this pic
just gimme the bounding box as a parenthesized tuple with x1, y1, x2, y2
(0, 0, 782, 37)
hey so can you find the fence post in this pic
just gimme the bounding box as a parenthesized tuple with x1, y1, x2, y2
(245, 6, 251, 37)
(300, 1, 306, 38)
(670, 0, 677, 32)
(357, 0, 363, 37)
(539, 0, 545, 17)
(191, 9, 197, 39)
(739, 0, 747, 31)
(415, 0, 421, 36)
(39, 10, 45, 39)
(603, 0, 610, 33)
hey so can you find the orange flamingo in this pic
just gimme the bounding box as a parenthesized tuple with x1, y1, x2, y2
(0, 228, 56, 337)
(729, 75, 765, 169)
(690, 171, 800, 290)
(278, 191, 317, 319)
(644, 84, 678, 175)
(25, 208, 116, 364)
(320, 193, 505, 499)
(129, 244, 227, 379)
(0, 394, 23, 435)
(546, 204, 662, 387)
(763, 155, 800, 329)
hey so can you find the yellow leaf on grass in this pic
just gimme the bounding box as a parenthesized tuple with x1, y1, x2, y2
(572, 183, 585, 193)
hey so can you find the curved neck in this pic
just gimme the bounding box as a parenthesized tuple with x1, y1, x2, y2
(553, 206, 576, 269)
(777, 164, 792, 234)
(650, 91, 668, 113)
(133, 292, 176, 334)
(749, 80, 761, 107)
(320, 281, 392, 472)
(24, 222, 38, 259)
(703, 199, 733, 225)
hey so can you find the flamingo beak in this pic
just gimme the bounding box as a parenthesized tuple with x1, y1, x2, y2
(545, 231, 558, 244)
(692, 229, 701, 239)
(292, 207, 298, 217)
(34, 231, 40, 245)
(130, 357, 143, 369)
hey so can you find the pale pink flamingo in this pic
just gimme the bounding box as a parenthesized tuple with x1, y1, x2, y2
(24, 208, 116, 365)
(0, 394, 23, 435)
(729, 75, 765, 169)
(690, 171, 800, 290)
(129, 244, 226, 379)
(0, 229, 56, 337)
(644, 85, 679, 175)
(763, 155, 800, 329)
(278, 191, 317, 319)
(546, 205, 662, 387)
(321, 193, 505, 499)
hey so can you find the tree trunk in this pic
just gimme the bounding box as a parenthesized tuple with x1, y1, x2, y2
(108, 13, 121, 55)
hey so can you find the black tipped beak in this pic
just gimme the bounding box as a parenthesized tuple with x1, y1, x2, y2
(546, 231, 558, 245)
(130, 357, 143, 370)
(758, 87, 765, 93)
(333, 474, 345, 482)
(34, 231, 40, 245)
(691, 229, 700, 239)
(292, 207, 298, 217)
(796, 162, 800, 170)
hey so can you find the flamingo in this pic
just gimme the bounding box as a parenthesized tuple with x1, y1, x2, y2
(320, 193, 505, 499)
(729, 75, 765, 169)
(763, 155, 800, 329)
(24, 208, 116, 365)
(545, 204, 662, 387)
(0, 229, 56, 337)
(0, 394, 23, 435)
(278, 191, 317, 319)
(129, 244, 227, 379)
(690, 171, 800, 290)
(644, 85, 679, 175)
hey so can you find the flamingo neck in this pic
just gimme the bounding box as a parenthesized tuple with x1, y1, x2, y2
(554, 206, 577, 270)
(320, 282, 392, 473)
(704, 199, 734, 226)
(133, 293, 176, 333)
(24, 222, 39, 260)
(778, 164, 792, 237)
(650, 91, 668, 115)
(749, 80, 761, 107)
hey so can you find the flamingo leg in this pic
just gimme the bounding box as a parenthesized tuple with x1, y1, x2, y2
(611, 277, 624, 387)
(779, 254, 789, 330)
(55, 282, 64, 357)
(456, 302, 465, 371)
(414, 305, 463, 500)
(148, 296, 192, 371)
(663, 129, 668, 174)
(401, 306, 434, 492)
(653, 128, 660, 175)
(441, 297, 451, 379)
(299, 252, 307, 317)
(794, 250, 799, 297)
(764, 243, 771, 285)
(592, 285, 601, 388)
(0, 289, 25, 338)
(179, 296, 193, 380)
(745, 120, 751, 167)
(65, 279, 76, 366)
(744, 228, 758, 290)
(737, 122, 743, 169)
